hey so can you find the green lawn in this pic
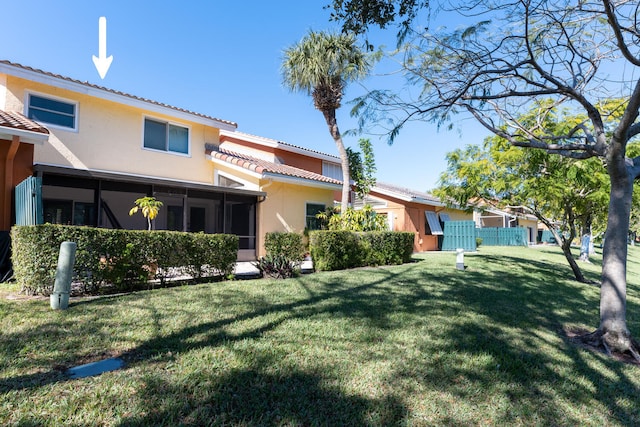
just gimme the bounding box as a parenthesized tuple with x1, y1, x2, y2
(1, 245, 639, 426)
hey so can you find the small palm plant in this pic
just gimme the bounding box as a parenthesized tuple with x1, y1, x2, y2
(129, 196, 163, 230)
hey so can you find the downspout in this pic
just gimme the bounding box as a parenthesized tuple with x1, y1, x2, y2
(259, 178, 273, 202)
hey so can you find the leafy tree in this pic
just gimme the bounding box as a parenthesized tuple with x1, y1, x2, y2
(330, 1, 640, 358)
(329, 0, 429, 46)
(436, 129, 609, 283)
(347, 138, 377, 199)
(129, 196, 163, 231)
(281, 30, 373, 214)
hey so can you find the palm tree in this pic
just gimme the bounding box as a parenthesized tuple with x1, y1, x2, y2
(129, 196, 163, 230)
(282, 30, 372, 214)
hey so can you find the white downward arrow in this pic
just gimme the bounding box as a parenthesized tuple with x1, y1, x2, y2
(92, 17, 113, 79)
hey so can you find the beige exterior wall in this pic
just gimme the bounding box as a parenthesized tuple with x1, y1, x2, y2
(257, 179, 336, 257)
(519, 218, 539, 244)
(5, 75, 220, 184)
(441, 207, 473, 221)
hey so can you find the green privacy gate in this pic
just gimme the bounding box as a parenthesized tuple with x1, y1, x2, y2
(442, 222, 529, 251)
(442, 221, 477, 251)
(15, 176, 43, 226)
(476, 227, 527, 246)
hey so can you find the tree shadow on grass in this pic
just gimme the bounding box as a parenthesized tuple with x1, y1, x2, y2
(4, 250, 640, 424)
(403, 252, 640, 425)
(120, 368, 407, 426)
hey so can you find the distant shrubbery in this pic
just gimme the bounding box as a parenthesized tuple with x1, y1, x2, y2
(11, 224, 238, 296)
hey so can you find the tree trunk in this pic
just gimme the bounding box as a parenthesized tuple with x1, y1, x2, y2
(595, 153, 636, 353)
(321, 108, 350, 214)
(560, 239, 588, 284)
(535, 207, 589, 283)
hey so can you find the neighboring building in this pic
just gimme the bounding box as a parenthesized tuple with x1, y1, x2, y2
(355, 182, 473, 252)
(357, 182, 541, 251)
(473, 206, 539, 245)
(0, 60, 344, 260)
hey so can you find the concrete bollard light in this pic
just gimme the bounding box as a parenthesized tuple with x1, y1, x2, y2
(456, 248, 465, 270)
(50, 241, 77, 310)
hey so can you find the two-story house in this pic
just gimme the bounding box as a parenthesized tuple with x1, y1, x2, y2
(0, 60, 343, 260)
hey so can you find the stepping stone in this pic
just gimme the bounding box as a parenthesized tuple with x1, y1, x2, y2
(66, 357, 124, 379)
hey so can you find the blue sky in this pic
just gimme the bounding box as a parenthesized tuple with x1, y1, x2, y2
(2, 1, 489, 191)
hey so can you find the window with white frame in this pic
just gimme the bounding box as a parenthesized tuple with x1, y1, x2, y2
(143, 118, 189, 155)
(27, 94, 77, 130)
(322, 161, 342, 181)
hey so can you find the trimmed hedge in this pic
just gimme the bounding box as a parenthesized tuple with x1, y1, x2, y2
(309, 230, 414, 271)
(11, 224, 238, 296)
(264, 232, 305, 261)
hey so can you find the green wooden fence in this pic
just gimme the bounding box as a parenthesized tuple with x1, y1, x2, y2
(442, 221, 477, 251)
(442, 221, 529, 251)
(476, 227, 528, 247)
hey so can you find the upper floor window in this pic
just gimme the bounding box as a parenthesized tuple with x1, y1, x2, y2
(322, 161, 342, 181)
(143, 118, 189, 155)
(27, 94, 77, 130)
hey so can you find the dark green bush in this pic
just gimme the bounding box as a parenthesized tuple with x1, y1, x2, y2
(11, 225, 238, 296)
(309, 230, 414, 271)
(309, 231, 361, 271)
(254, 254, 300, 279)
(264, 232, 305, 261)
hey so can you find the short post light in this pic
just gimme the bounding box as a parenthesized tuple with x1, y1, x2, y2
(50, 241, 77, 310)
(456, 248, 465, 270)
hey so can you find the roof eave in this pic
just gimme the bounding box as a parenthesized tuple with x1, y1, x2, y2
(0, 62, 237, 131)
(262, 172, 342, 190)
(0, 127, 48, 144)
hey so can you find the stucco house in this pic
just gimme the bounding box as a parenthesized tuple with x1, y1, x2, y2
(357, 182, 541, 250)
(354, 182, 472, 252)
(0, 60, 343, 260)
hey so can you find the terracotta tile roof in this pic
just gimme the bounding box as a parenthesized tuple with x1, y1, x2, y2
(0, 110, 49, 134)
(373, 182, 443, 204)
(0, 60, 237, 129)
(210, 148, 342, 186)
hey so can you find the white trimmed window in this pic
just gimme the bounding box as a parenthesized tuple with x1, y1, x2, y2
(143, 118, 189, 155)
(27, 93, 77, 130)
(322, 161, 342, 181)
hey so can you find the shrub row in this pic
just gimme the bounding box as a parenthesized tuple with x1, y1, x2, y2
(264, 232, 305, 261)
(309, 230, 414, 271)
(11, 224, 238, 296)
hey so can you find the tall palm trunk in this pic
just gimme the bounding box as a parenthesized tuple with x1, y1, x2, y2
(322, 108, 350, 213)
